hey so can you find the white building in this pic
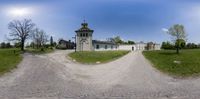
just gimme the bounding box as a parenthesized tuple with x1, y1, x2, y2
(92, 40, 118, 51)
(75, 22, 118, 51)
(75, 21, 160, 51)
(118, 42, 161, 51)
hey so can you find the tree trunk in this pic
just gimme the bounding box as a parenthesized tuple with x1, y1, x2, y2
(21, 39, 24, 51)
(176, 47, 179, 54)
(176, 39, 180, 54)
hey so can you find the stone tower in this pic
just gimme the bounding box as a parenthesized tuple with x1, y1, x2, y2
(75, 21, 94, 51)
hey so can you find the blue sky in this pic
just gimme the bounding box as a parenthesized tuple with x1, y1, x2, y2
(0, 0, 200, 43)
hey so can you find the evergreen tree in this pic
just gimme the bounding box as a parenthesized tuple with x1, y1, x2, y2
(50, 36, 54, 47)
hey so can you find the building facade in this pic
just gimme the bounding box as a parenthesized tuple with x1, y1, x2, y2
(75, 22, 94, 51)
(118, 42, 161, 51)
(75, 21, 160, 51)
(57, 39, 75, 49)
(75, 22, 118, 51)
(92, 40, 118, 51)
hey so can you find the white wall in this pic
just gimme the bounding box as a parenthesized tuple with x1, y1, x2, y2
(154, 44, 161, 50)
(118, 43, 149, 51)
(93, 44, 118, 51)
(135, 43, 147, 51)
(93, 43, 161, 51)
(118, 45, 136, 51)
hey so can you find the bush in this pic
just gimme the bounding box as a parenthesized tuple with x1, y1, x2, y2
(161, 41, 175, 50)
(0, 42, 13, 48)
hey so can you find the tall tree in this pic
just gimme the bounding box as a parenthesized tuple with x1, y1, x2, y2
(128, 40, 135, 44)
(50, 36, 53, 47)
(8, 19, 35, 51)
(5, 42, 12, 48)
(32, 28, 49, 49)
(167, 24, 187, 54)
(0, 42, 6, 48)
(113, 36, 123, 44)
(175, 39, 186, 49)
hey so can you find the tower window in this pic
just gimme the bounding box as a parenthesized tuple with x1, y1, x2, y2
(83, 33, 85, 37)
(86, 33, 88, 37)
(80, 33, 82, 37)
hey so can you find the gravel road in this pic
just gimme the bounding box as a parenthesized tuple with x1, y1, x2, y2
(0, 50, 200, 99)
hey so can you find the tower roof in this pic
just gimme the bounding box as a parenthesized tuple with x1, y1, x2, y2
(75, 21, 94, 32)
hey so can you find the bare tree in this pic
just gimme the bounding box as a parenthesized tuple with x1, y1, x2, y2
(167, 24, 187, 54)
(32, 28, 49, 49)
(8, 19, 35, 51)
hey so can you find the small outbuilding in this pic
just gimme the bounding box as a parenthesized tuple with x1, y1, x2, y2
(57, 39, 75, 49)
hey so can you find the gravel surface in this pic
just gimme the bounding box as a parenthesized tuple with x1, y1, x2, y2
(0, 50, 200, 99)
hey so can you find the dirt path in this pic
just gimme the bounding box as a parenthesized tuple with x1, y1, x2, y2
(0, 50, 200, 99)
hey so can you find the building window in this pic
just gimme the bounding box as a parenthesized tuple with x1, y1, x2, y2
(80, 33, 82, 37)
(111, 45, 113, 49)
(96, 45, 99, 49)
(105, 45, 107, 49)
(83, 33, 85, 37)
(86, 33, 88, 37)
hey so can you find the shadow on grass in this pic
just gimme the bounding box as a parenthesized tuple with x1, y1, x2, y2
(158, 52, 177, 55)
(157, 50, 180, 56)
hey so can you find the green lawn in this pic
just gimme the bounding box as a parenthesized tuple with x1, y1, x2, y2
(0, 48, 22, 75)
(143, 49, 200, 77)
(69, 50, 130, 64)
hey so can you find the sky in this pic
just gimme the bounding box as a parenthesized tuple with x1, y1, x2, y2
(0, 0, 200, 44)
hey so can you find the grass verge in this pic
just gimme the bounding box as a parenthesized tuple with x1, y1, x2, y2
(69, 50, 130, 64)
(0, 48, 22, 75)
(143, 49, 200, 77)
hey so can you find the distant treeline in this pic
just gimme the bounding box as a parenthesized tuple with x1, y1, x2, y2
(0, 42, 56, 49)
(161, 41, 200, 49)
(0, 42, 14, 48)
(110, 36, 135, 44)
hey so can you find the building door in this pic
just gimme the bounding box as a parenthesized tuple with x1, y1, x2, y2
(81, 40, 88, 51)
(132, 46, 134, 51)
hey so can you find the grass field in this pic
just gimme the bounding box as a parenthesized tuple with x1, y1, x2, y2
(0, 48, 22, 75)
(143, 49, 200, 77)
(69, 50, 130, 64)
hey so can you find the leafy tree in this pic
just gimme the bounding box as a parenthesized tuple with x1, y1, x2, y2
(113, 36, 123, 44)
(8, 19, 35, 51)
(0, 42, 6, 48)
(0, 42, 12, 48)
(175, 39, 186, 49)
(167, 24, 187, 54)
(30, 42, 35, 48)
(110, 36, 135, 45)
(161, 41, 174, 49)
(5, 42, 12, 48)
(14, 42, 21, 48)
(186, 43, 198, 49)
(53, 42, 57, 47)
(198, 44, 200, 48)
(128, 40, 135, 44)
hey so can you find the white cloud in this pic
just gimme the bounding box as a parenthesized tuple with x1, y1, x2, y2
(162, 28, 168, 33)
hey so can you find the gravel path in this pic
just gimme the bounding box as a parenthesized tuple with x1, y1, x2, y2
(0, 50, 200, 99)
